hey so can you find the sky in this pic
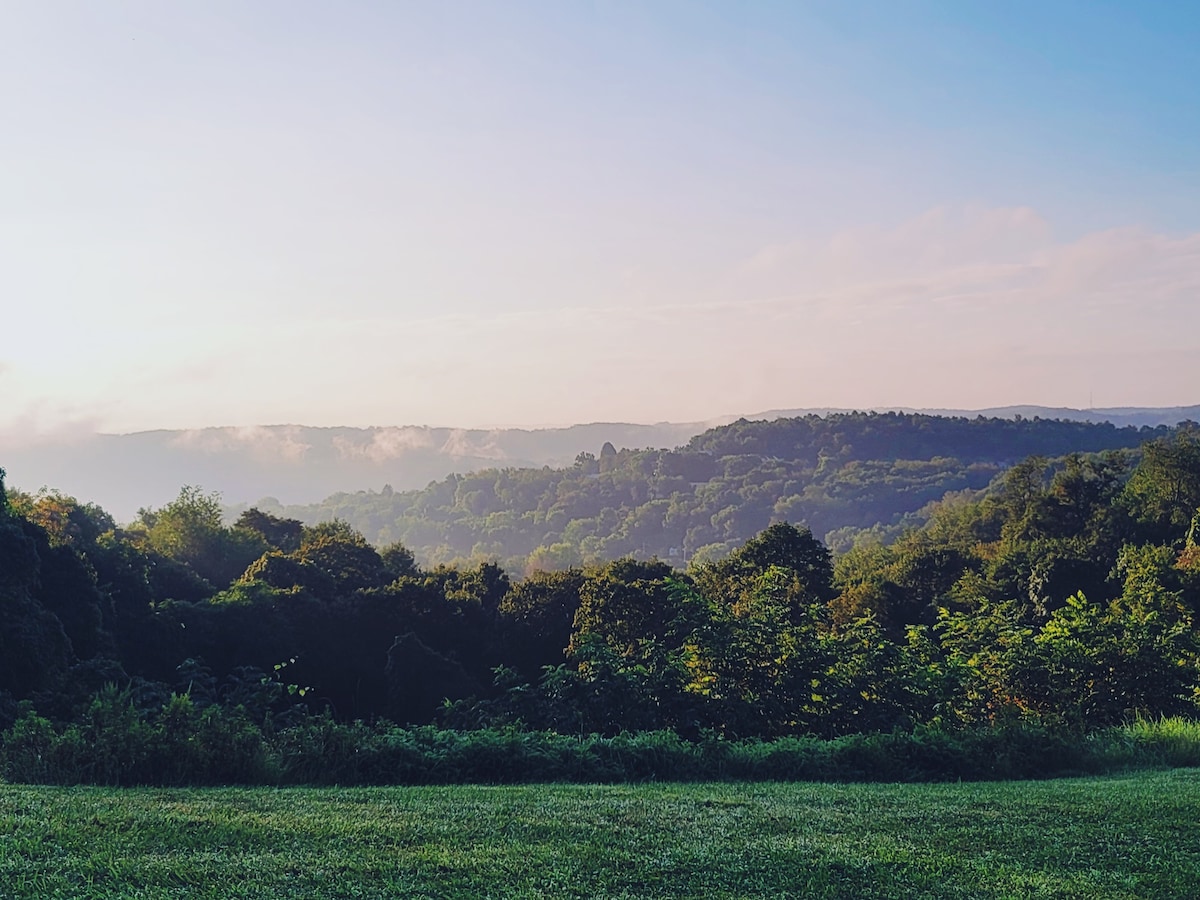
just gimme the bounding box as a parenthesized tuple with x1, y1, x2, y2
(3, 0, 1199, 440)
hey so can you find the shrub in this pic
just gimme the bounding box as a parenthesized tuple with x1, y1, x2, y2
(5, 688, 1200, 786)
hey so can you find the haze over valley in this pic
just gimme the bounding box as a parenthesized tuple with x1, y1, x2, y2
(3, 405, 1197, 523)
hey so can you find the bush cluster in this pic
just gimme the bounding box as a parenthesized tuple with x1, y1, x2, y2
(3, 687, 1199, 786)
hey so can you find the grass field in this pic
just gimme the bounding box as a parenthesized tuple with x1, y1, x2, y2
(2, 770, 1198, 899)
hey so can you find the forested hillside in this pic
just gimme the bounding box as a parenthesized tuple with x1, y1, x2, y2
(255, 412, 1175, 572)
(1, 425, 1199, 762)
(7, 407, 1195, 525)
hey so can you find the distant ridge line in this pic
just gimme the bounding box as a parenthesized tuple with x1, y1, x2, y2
(3, 405, 1196, 522)
(743, 405, 1200, 429)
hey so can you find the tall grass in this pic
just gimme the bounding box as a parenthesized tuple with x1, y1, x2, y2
(1088, 716, 1200, 769)
(7, 710, 1200, 787)
(3, 691, 1199, 786)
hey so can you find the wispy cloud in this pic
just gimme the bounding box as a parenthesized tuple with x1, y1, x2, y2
(741, 208, 1200, 335)
(747, 206, 1053, 282)
(0, 402, 106, 449)
(333, 428, 437, 462)
(2, 206, 1196, 438)
(169, 426, 313, 462)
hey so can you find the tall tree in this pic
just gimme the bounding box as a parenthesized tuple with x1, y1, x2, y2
(137, 486, 266, 589)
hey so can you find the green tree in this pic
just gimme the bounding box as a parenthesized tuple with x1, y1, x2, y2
(296, 522, 389, 595)
(137, 486, 267, 590)
(498, 568, 585, 677)
(934, 600, 1036, 724)
(1031, 583, 1199, 725)
(0, 471, 73, 697)
(380, 541, 419, 579)
(1123, 431, 1200, 543)
(235, 508, 304, 553)
(693, 522, 835, 610)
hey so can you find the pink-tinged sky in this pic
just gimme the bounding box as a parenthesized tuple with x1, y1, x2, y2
(2, 1, 1198, 440)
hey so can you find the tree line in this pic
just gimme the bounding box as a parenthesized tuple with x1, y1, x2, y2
(2, 421, 1199, 743)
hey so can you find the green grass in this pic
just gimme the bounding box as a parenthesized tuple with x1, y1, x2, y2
(2, 771, 1199, 898)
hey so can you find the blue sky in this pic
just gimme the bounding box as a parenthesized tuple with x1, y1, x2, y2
(2, 1, 1198, 438)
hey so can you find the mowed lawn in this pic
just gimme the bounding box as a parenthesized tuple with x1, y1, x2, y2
(2, 771, 1198, 899)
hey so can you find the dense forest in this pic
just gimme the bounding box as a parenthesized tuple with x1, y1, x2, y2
(252, 412, 1175, 571)
(2, 414, 1199, 767)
